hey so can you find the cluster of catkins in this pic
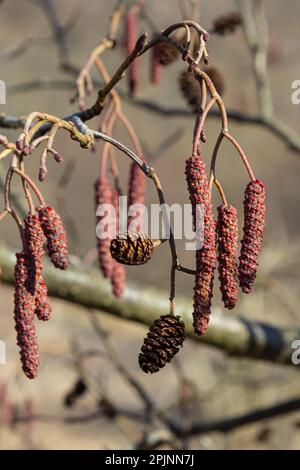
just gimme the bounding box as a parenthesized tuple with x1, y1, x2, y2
(14, 206, 69, 379)
(185, 152, 266, 336)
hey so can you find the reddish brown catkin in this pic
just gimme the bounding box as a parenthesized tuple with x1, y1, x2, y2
(111, 189, 126, 298)
(185, 153, 217, 335)
(24, 213, 45, 290)
(37, 206, 69, 270)
(24, 213, 52, 320)
(127, 162, 146, 232)
(239, 179, 266, 294)
(14, 252, 39, 379)
(125, 8, 139, 96)
(94, 176, 114, 279)
(217, 205, 239, 309)
(35, 276, 52, 321)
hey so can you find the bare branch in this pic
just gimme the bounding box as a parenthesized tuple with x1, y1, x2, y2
(0, 243, 299, 366)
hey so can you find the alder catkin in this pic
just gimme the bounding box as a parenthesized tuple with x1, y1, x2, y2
(111, 189, 126, 298)
(35, 276, 52, 321)
(217, 205, 239, 309)
(14, 252, 39, 379)
(37, 206, 69, 270)
(185, 153, 217, 335)
(94, 177, 114, 279)
(139, 314, 185, 373)
(127, 162, 146, 231)
(239, 179, 266, 294)
(124, 8, 139, 96)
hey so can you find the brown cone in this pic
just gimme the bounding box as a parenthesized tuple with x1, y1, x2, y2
(110, 232, 154, 266)
(138, 314, 185, 373)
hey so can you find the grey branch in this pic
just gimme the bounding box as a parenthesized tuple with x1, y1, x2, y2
(0, 244, 298, 365)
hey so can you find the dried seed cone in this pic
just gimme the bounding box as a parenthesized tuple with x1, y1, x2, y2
(153, 41, 179, 66)
(213, 12, 243, 36)
(110, 189, 126, 298)
(217, 205, 239, 309)
(94, 177, 114, 279)
(204, 66, 225, 96)
(239, 179, 266, 294)
(111, 232, 154, 266)
(138, 314, 185, 373)
(179, 67, 225, 113)
(127, 162, 146, 231)
(37, 206, 69, 270)
(179, 70, 202, 113)
(35, 276, 52, 321)
(185, 153, 217, 335)
(14, 252, 39, 379)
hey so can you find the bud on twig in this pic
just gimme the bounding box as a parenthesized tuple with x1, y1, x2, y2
(139, 314, 185, 373)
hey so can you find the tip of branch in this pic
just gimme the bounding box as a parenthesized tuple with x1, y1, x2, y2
(135, 33, 148, 52)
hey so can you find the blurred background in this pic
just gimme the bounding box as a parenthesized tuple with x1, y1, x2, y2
(1, 0, 300, 450)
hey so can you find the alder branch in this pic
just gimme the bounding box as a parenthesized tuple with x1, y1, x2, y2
(4, 78, 300, 155)
(0, 243, 298, 366)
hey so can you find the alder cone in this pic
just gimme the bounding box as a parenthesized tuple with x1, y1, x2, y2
(239, 179, 266, 293)
(153, 41, 179, 66)
(138, 314, 185, 373)
(217, 205, 239, 309)
(204, 66, 225, 96)
(111, 232, 154, 266)
(179, 67, 225, 113)
(14, 252, 39, 379)
(213, 12, 243, 36)
(37, 206, 69, 270)
(179, 70, 202, 112)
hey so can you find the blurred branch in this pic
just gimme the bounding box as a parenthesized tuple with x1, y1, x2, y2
(237, 0, 273, 117)
(0, 243, 299, 366)
(3, 88, 300, 154)
(0, 2, 81, 63)
(39, 0, 81, 66)
(175, 395, 300, 436)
